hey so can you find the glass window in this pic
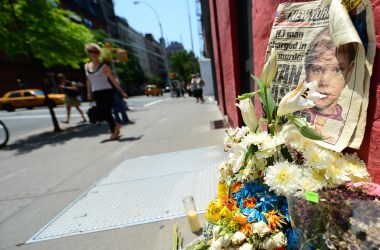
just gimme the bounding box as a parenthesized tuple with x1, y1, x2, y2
(24, 92, 33, 97)
(33, 90, 44, 96)
(9, 92, 21, 98)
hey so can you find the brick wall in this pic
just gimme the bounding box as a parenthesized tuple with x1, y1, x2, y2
(209, 0, 241, 127)
(356, 0, 380, 183)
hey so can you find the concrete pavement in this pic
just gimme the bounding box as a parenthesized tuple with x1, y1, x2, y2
(0, 94, 229, 250)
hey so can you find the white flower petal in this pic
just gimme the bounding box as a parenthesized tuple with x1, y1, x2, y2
(277, 80, 326, 116)
(236, 99, 259, 132)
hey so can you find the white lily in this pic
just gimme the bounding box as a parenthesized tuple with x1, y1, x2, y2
(261, 48, 278, 88)
(236, 98, 259, 132)
(277, 80, 325, 117)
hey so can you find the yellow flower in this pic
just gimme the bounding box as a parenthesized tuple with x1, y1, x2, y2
(220, 206, 233, 219)
(205, 199, 223, 223)
(217, 182, 228, 199)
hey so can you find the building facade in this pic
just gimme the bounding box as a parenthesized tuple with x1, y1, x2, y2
(61, 0, 119, 38)
(125, 25, 151, 75)
(166, 42, 185, 58)
(145, 34, 166, 82)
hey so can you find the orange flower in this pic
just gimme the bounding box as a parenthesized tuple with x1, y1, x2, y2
(263, 210, 286, 231)
(240, 223, 253, 236)
(232, 182, 242, 193)
(243, 197, 257, 208)
(233, 214, 247, 224)
(221, 195, 238, 211)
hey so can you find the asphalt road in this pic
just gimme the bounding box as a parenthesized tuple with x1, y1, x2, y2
(0, 95, 165, 144)
(0, 93, 227, 250)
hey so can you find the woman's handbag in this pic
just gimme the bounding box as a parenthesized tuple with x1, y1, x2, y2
(87, 104, 100, 124)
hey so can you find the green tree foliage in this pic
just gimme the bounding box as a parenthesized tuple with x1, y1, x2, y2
(169, 50, 200, 83)
(0, 0, 94, 68)
(115, 49, 146, 95)
(146, 74, 164, 88)
(91, 29, 109, 44)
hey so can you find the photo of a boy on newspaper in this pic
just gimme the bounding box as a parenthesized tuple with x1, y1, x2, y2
(266, 0, 375, 151)
(299, 27, 357, 144)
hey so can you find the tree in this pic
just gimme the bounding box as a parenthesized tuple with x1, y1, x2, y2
(115, 49, 146, 96)
(169, 50, 200, 83)
(0, 0, 94, 68)
(0, 0, 94, 131)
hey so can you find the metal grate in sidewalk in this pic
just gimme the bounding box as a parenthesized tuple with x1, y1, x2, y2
(26, 145, 227, 243)
(210, 119, 228, 130)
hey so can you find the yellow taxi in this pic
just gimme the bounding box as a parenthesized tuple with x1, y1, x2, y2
(144, 84, 163, 96)
(0, 89, 65, 112)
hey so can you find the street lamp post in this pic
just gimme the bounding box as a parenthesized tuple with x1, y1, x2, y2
(133, 1, 171, 88)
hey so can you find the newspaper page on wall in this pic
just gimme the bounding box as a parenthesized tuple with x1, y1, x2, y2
(266, 0, 376, 152)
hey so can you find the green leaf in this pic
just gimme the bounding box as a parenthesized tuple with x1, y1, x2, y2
(286, 115, 324, 140)
(300, 126, 324, 140)
(280, 145, 293, 162)
(236, 92, 256, 101)
(293, 117, 308, 129)
(244, 144, 258, 164)
(259, 118, 269, 124)
(251, 75, 265, 98)
(265, 88, 276, 119)
(173, 223, 179, 250)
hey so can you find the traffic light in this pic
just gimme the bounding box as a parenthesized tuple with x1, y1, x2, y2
(117, 49, 128, 62)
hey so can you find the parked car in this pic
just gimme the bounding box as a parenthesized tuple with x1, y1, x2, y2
(0, 89, 65, 112)
(144, 84, 163, 96)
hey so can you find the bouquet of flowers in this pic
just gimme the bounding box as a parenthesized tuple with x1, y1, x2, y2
(184, 49, 372, 250)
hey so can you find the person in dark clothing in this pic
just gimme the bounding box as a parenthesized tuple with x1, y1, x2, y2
(57, 73, 86, 124)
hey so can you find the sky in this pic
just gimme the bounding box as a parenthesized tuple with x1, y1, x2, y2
(113, 0, 202, 58)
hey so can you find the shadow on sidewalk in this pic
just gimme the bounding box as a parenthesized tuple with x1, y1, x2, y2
(4, 123, 142, 155)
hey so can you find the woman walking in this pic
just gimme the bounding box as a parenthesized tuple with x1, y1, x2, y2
(85, 43, 128, 140)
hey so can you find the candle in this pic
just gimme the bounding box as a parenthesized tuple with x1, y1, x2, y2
(186, 210, 201, 233)
(183, 196, 202, 233)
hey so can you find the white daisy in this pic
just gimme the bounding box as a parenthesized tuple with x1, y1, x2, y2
(242, 131, 270, 146)
(342, 152, 370, 181)
(303, 145, 336, 169)
(264, 161, 302, 196)
(303, 167, 328, 189)
(324, 159, 351, 185)
(295, 174, 322, 198)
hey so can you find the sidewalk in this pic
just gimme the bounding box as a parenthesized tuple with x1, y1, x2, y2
(0, 95, 229, 250)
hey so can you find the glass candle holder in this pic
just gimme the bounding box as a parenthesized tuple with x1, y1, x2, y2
(183, 196, 201, 233)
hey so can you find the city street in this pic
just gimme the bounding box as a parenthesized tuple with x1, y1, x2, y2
(0, 95, 167, 144)
(0, 93, 227, 250)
